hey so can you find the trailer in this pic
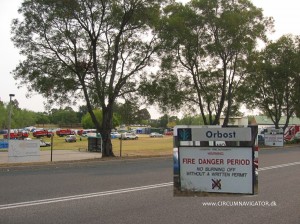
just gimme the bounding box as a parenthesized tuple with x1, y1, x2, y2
(284, 125, 300, 141)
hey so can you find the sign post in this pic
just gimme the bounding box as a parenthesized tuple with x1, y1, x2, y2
(264, 128, 284, 147)
(174, 125, 257, 195)
(8, 140, 40, 163)
(51, 134, 54, 162)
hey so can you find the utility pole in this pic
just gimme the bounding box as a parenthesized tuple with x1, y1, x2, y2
(7, 94, 15, 143)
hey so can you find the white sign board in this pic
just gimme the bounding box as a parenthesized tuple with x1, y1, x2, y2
(8, 140, 40, 162)
(191, 128, 251, 141)
(264, 134, 284, 147)
(179, 147, 253, 194)
(174, 126, 252, 142)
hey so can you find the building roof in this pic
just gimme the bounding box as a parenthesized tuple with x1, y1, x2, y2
(253, 116, 300, 125)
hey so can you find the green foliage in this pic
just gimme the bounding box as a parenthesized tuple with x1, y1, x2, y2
(142, 0, 272, 126)
(113, 102, 151, 125)
(0, 102, 8, 129)
(158, 114, 179, 128)
(136, 108, 151, 123)
(11, 0, 164, 109)
(243, 35, 300, 129)
(12, 109, 37, 128)
(81, 109, 120, 129)
(50, 108, 79, 125)
(178, 115, 205, 125)
(81, 110, 102, 129)
(35, 112, 50, 125)
(77, 105, 88, 123)
(11, 0, 167, 156)
(285, 139, 300, 145)
(0, 101, 37, 129)
(159, 114, 169, 128)
(140, 72, 185, 113)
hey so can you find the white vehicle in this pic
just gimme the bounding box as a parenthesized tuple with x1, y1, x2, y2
(40, 139, 51, 147)
(65, 135, 77, 142)
(24, 138, 51, 147)
(111, 132, 121, 138)
(149, 132, 163, 138)
(119, 132, 138, 140)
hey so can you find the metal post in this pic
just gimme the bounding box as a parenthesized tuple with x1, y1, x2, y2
(7, 94, 15, 143)
(120, 137, 122, 158)
(50, 134, 53, 162)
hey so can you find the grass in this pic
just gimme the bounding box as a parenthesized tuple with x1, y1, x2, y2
(35, 134, 173, 157)
(112, 135, 173, 157)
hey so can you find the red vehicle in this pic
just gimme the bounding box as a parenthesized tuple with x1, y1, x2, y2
(32, 129, 52, 138)
(284, 125, 300, 141)
(3, 131, 29, 139)
(165, 131, 173, 136)
(77, 129, 84, 136)
(56, 129, 75, 137)
(77, 129, 96, 136)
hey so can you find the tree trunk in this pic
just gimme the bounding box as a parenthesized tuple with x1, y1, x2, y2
(101, 106, 115, 157)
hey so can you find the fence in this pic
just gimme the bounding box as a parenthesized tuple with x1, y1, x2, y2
(35, 123, 83, 129)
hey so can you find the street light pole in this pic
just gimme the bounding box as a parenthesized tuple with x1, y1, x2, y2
(7, 94, 15, 143)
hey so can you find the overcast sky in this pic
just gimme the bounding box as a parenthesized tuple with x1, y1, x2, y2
(1, 0, 300, 118)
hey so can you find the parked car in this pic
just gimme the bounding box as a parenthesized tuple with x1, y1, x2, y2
(40, 139, 51, 147)
(79, 129, 96, 137)
(0, 130, 7, 135)
(165, 131, 173, 136)
(149, 132, 163, 138)
(65, 135, 77, 142)
(119, 132, 138, 140)
(111, 132, 121, 139)
(24, 138, 51, 147)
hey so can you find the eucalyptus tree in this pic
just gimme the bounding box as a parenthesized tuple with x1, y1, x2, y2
(113, 101, 139, 125)
(11, 0, 165, 156)
(81, 109, 120, 129)
(0, 102, 8, 129)
(242, 35, 300, 129)
(50, 108, 79, 125)
(141, 0, 272, 125)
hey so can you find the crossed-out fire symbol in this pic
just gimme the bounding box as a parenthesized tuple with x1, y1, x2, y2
(212, 179, 221, 190)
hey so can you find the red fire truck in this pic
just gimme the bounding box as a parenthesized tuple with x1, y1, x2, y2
(32, 129, 52, 138)
(3, 131, 29, 139)
(56, 129, 75, 137)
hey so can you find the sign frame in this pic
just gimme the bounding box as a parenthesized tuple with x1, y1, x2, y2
(174, 125, 257, 195)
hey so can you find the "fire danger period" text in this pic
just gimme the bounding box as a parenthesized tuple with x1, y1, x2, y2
(182, 158, 251, 165)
